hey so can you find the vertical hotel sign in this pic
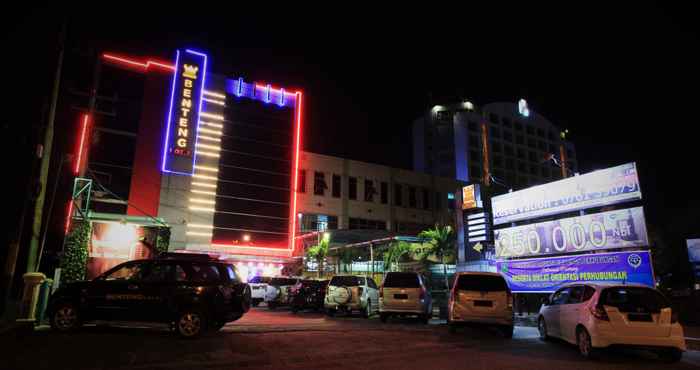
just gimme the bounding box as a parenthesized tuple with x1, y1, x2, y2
(162, 49, 207, 174)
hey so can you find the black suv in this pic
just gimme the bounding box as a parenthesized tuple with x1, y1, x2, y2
(47, 253, 251, 337)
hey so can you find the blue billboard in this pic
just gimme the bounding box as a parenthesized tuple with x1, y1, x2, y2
(497, 250, 654, 293)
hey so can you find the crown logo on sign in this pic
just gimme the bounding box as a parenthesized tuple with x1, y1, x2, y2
(182, 64, 199, 79)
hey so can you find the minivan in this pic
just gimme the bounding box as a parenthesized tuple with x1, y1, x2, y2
(379, 272, 432, 323)
(448, 272, 514, 337)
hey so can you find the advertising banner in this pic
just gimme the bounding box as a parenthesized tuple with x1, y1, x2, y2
(162, 49, 207, 175)
(462, 184, 483, 210)
(494, 207, 648, 258)
(491, 162, 642, 225)
(497, 250, 654, 293)
(688, 239, 700, 263)
(87, 221, 160, 279)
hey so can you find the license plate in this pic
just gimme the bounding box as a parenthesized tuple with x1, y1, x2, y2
(627, 313, 652, 322)
(394, 294, 408, 299)
(473, 300, 492, 307)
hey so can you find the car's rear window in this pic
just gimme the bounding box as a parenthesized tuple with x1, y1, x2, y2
(330, 276, 361, 286)
(383, 272, 420, 288)
(457, 274, 508, 292)
(248, 276, 267, 284)
(599, 287, 669, 313)
(270, 277, 297, 286)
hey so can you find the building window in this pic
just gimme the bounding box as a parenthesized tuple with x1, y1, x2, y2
(422, 188, 430, 210)
(518, 161, 527, 172)
(530, 165, 538, 175)
(538, 141, 547, 151)
(470, 166, 480, 178)
(490, 127, 501, 138)
(514, 121, 523, 131)
(468, 135, 480, 148)
(489, 113, 499, 123)
(394, 184, 403, 206)
(516, 135, 524, 145)
(408, 187, 417, 208)
(526, 126, 535, 135)
(502, 117, 512, 127)
(348, 177, 357, 200)
(469, 150, 481, 162)
(468, 121, 478, 131)
(517, 148, 525, 158)
(314, 171, 326, 196)
(332, 174, 341, 198)
(364, 179, 376, 202)
(435, 191, 442, 209)
(536, 128, 545, 138)
(504, 144, 514, 157)
(436, 110, 451, 121)
(349, 218, 387, 231)
(491, 142, 502, 153)
(493, 155, 503, 168)
(541, 167, 549, 177)
(380, 182, 388, 204)
(505, 158, 515, 170)
(503, 130, 513, 142)
(297, 169, 306, 193)
(528, 138, 537, 147)
(529, 151, 538, 162)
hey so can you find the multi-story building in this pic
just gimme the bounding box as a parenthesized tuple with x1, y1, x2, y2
(296, 152, 463, 236)
(413, 100, 577, 191)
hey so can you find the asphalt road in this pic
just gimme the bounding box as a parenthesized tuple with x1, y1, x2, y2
(3, 307, 700, 370)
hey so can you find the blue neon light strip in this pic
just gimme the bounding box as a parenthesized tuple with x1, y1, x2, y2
(161, 50, 181, 173)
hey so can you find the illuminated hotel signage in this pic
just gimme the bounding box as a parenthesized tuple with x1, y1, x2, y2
(162, 49, 208, 175)
(462, 184, 483, 210)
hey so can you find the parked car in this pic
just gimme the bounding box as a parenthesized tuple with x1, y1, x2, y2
(324, 275, 379, 318)
(447, 272, 514, 337)
(290, 279, 328, 313)
(248, 276, 272, 307)
(47, 253, 251, 338)
(379, 272, 432, 323)
(537, 283, 685, 361)
(265, 277, 300, 309)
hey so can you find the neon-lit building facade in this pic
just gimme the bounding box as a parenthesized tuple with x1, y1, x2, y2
(91, 49, 303, 263)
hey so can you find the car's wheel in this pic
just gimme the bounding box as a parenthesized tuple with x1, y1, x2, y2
(501, 325, 514, 339)
(326, 308, 336, 317)
(291, 305, 299, 314)
(380, 313, 389, 323)
(50, 302, 82, 332)
(576, 327, 597, 359)
(177, 310, 206, 338)
(363, 300, 372, 318)
(659, 348, 683, 363)
(268, 302, 277, 310)
(538, 317, 549, 341)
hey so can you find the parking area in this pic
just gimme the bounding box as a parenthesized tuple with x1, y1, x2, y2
(3, 306, 700, 370)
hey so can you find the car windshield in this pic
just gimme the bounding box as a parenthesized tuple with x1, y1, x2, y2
(383, 272, 420, 288)
(270, 277, 297, 286)
(457, 274, 508, 292)
(599, 287, 670, 313)
(330, 276, 361, 287)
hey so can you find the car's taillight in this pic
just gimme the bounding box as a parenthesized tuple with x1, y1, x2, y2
(379, 286, 383, 298)
(507, 290, 513, 309)
(589, 304, 609, 321)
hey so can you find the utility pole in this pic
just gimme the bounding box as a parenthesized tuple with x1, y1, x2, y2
(26, 20, 66, 273)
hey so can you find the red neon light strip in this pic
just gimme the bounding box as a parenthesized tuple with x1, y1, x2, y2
(102, 53, 175, 72)
(65, 201, 74, 234)
(255, 84, 295, 95)
(290, 91, 303, 252)
(74, 114, 89, 174)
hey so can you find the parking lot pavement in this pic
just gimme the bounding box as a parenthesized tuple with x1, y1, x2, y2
(2, 307, 699, 370)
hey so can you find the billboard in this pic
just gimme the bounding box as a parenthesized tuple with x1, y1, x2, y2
(494, 207, 648, 258)
(462, 184, 483, 210)
(87, 221, 160, 279)
(492, 162, 642, 225)
(497, 250, 654, 293)
(162, 49, 207, 175)
(688, 239, 700, 263)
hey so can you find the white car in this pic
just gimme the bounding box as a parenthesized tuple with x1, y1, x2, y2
(537, 283, 685, 362)
(325, 275, 379, 318)
(264, 277, 299, 309)
(247, 276, 271, 307)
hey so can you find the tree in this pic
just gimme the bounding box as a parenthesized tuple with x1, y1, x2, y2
(418, 224, 456, 291)
(382, 241, 412, 272)
(306, 239, 329, 277)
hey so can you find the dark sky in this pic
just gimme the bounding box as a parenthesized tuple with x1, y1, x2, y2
(3, 3, 700, 250)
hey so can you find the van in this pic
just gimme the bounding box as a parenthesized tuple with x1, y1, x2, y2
(448, 272, 514, 337)
(379, 272, 432, 323)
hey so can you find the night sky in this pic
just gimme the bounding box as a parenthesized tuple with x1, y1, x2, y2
(3, 4, 699, 267)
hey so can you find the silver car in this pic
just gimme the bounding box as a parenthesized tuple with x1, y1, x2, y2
(325, 275, 379, 318)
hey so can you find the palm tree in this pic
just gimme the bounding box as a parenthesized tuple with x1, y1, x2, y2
(418, 224, 456, 291)
(382, 241, 412, 273)
(306, 239, 329, 277)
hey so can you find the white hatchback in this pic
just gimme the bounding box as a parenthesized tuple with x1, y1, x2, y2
(537, 283, 685, 362)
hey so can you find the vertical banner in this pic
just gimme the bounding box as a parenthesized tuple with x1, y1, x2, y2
(497, 250, 654, 293)
(162, 49, 207, 175)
